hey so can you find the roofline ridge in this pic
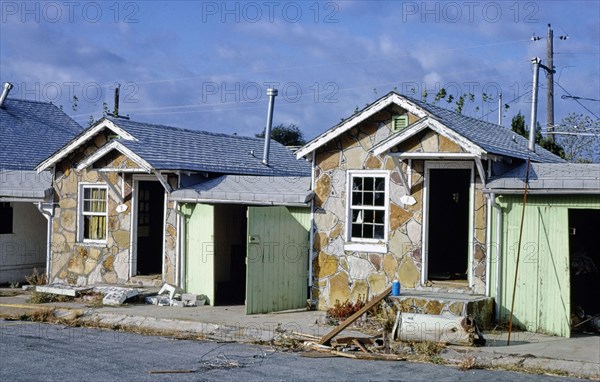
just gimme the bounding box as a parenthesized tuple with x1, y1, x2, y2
(108, 116, 267, 142)
(3, 97, 55, 106)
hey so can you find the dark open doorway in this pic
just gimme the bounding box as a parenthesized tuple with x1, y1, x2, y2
(213, 204, 247, 305)
(427, 168, 471, 281)
(136, 181, 164, 275)
(569, 209, 600, 322)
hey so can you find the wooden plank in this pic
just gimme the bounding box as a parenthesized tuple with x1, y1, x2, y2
(319, 286, 392, 346)
(352, 339, 369, 354)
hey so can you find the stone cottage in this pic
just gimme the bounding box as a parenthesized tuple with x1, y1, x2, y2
(295, 91, 563, 309)
(36, 116, 309, 288)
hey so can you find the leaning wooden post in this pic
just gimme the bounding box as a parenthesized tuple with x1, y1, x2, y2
(319, 286, 392, 346)
(507, 158, 531, 345)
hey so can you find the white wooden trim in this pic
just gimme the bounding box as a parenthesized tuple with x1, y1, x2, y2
(98, 168, 149, 173)
(97, 171, 124, 203)
(391, 156, 411, 195)
(345, 170, 390, 246)
(390, 153, 477, 160)
(372, 118, 431, 156)
(77, 182, 108, 245)
(36, 118, 138, 173)
(153, 170, 173, 194)
(421, 161, 475, 288)
(75, 140, 152, 173)
(373, 117, 487, 158)
(343, 242, 388, 254)
(296, 93, 427, 159)
(130, 174, 165, 278)
(474, 157, 487, 188)
(161, 189, 167, 282)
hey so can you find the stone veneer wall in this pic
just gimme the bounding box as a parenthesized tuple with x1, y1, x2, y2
(312, 109, 487, 309)
(50, 133, 178, 285)
(163, 176, 178, 285)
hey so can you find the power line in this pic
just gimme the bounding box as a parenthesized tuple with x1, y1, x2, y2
(554, 81, 600, 119)
(481, 90, 533, 120)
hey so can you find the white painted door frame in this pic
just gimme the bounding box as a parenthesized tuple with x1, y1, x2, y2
(421, 161, 475, 288)
(129, 174, 167, 279)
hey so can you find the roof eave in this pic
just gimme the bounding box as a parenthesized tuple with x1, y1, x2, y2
(372, 116, 487, 158)
(35, 118, 137, 173)
(75, 140, 153, 173)
(296, 92, 427, 159)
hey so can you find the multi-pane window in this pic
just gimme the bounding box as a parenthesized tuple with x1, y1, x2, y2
(348, 173, 388, 241)
(79, 185, 107, 242)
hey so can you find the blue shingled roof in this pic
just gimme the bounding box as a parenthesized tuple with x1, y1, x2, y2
(400, 94, 564, 163)
(1, 98, 82, 170)
(105, 117, 310, 177)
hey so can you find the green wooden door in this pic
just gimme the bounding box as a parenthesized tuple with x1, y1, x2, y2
(246, 206, 309, 314)
(185, 204, 215, 305)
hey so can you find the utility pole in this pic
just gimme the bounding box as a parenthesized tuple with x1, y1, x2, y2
(546, 24, 554, 143)
(532, 24, 568, 143)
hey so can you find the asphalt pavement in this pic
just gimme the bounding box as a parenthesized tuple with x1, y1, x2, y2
(0, 288, 598, 379)
(0, 321, 588, 382)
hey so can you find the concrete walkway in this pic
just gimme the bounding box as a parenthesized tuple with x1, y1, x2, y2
(1, 289, 598, 379)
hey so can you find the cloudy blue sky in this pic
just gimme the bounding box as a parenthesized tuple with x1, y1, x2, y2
(1, 0, 598, 140)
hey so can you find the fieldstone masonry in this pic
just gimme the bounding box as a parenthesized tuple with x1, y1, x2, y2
(312, 107, 488, 309)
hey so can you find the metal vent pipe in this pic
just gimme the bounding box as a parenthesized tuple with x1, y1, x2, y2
(529, 57, 541, 152)
(262, 88, 278, 165)
(0, 82, 14, 108)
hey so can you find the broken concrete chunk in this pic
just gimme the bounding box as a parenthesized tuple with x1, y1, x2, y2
(95, 286, 140, 305)
(181, 293, 197, 307)
(158, 283, 183, 300)
(36, 284, 92, 297)
(103, 291, 128, 305)
(146, 295, 170, 305)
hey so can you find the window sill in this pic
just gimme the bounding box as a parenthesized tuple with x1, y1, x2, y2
(76, 241, 108, 248)
(344, 242, 387, 254)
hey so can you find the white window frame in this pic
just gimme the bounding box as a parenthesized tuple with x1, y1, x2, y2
(344, 170, 390, 253)
(77, 183, 108, 244)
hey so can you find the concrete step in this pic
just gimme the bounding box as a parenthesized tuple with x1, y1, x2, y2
(126, 275, 163, 287)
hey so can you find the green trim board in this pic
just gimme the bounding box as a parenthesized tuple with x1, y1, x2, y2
(184, 203, 215, 304)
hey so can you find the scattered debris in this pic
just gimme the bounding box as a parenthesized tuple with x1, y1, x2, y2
(393, 312, 485, 346)
(572, 311, 600, 333)
(92, 286, 140, 305)
(145, 295, 170, 305)
(319, 286, 392, 346)
(158, 283, 182, 300)
(36, 284, 92, 297)
(181, 293, 197, 307)
(144, 284, 202, 308)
